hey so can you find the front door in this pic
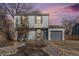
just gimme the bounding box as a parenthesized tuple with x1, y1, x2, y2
(36, 29, 42, 40)
(43, 29, 48, 40)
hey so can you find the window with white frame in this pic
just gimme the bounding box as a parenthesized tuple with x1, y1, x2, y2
(35, 16, 42, 24)
(21, 16, 28, 25)
(16, 17, 18, 27)
(15, 16, 21, 27)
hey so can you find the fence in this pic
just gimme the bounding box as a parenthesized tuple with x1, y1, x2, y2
(65, 35, 79, 40)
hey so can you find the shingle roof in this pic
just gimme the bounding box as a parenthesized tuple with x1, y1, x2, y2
(14, 13, 49, 16)
(49, 25, 65, 29)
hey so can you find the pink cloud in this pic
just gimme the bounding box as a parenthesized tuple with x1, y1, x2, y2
(39, 4, 79, 25)
(40, 6, 65, 25)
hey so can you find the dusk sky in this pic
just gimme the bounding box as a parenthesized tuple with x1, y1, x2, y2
(34, 3, 79, 25)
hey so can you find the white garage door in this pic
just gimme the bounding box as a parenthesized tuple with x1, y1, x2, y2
(50, 31, 62, 40)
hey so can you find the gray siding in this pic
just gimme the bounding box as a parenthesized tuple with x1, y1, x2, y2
(28, 16, 35, 28)
(14, 15, 48, 28)
(14, 15, 49, 40)
(28, 16, 48, 28)
(42, 16, 48, 28)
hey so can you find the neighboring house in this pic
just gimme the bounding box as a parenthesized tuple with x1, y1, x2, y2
(14, 14, 65, 41)
(72, 23, 79, 35)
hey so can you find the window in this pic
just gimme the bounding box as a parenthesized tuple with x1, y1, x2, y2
(16, 17, 18, 27)
(21, 16, 28, 26)
(35, 16, 42, 24)
(16, 16, 20, 27)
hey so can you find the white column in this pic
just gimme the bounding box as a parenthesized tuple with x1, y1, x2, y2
(62, 29, 65, 41)
(48, 29, 51, 40)
(14, 31, 18, 40)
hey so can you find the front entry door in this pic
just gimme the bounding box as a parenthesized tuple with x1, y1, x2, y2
(36, 29, 42, 40)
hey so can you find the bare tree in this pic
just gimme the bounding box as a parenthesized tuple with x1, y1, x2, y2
(2, 3, 36, 19)
(0, 4, 12, 41)
(62, 17, 76, 35)
(0, 3, 40, 41)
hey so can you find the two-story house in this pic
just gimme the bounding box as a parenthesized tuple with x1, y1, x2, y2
(14, 14, 49, 41)
(14, 14, 65, 41)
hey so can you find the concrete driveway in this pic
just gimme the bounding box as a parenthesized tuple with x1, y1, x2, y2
(42, 40, 79, 56)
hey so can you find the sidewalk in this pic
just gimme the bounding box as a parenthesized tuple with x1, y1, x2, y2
(0, 42, 25, 56)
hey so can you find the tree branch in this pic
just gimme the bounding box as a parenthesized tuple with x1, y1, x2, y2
(2, 3, 14, 19)
(16, 3, 20, 14)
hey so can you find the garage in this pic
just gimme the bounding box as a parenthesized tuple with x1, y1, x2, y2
(48, 26, 64, 41)
(50, 31, 62, 40)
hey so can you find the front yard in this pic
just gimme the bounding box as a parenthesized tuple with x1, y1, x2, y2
(49, 40, 79, 56)
(0, 40, 79, 56)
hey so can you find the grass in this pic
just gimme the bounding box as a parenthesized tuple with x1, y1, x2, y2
(0, 39, 79, 56)
(65, 35, 79, 40)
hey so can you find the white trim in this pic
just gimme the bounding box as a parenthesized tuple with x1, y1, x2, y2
(48, 28, 65, 40)
(15, 31, 18, 40)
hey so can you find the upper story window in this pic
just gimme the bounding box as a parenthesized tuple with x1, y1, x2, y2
(15, 16, 21, 27)
(35, 16, 42, 24)
(21, 16, 28, 26)
(21, 16, 27, 24)
(16, 17, 18, 26)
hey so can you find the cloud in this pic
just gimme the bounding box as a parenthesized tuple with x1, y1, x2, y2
(41, 7, 64, 25)
(64, 4, 79, 11)
(37, 3, 79, 25)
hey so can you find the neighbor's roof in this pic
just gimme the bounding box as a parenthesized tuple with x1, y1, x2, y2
(14, 13, 49, 16)
(49, 25, 65, 29)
